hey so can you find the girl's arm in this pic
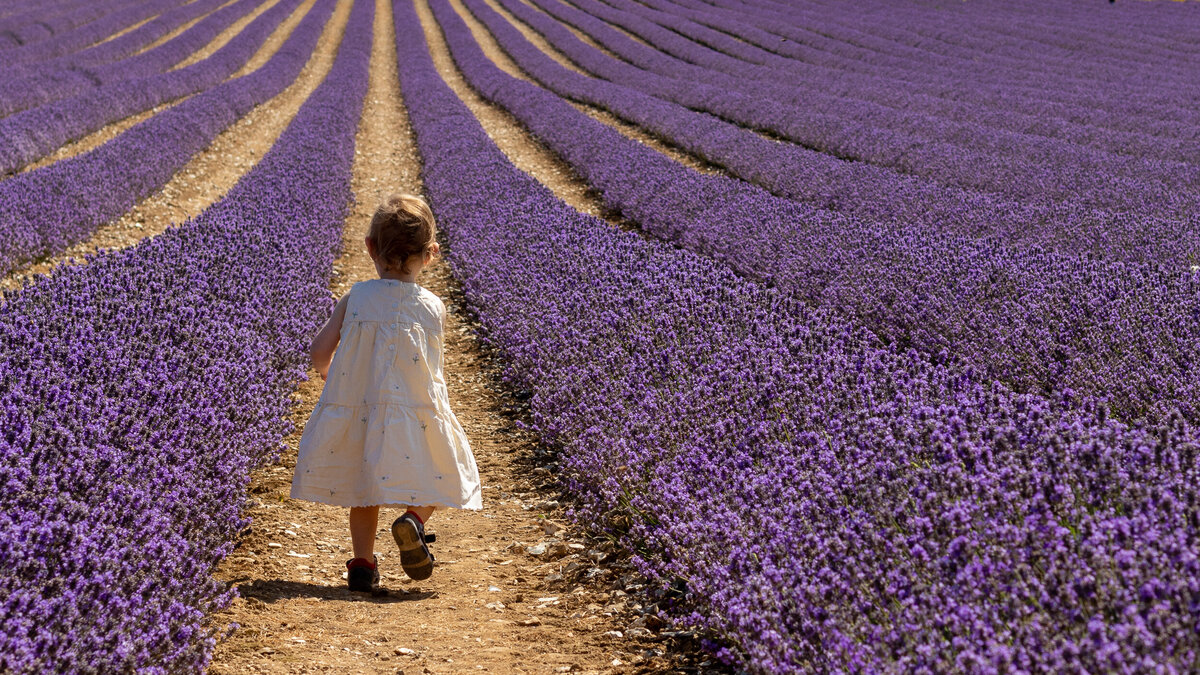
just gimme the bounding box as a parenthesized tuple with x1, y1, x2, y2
(311, 294, 350, 380)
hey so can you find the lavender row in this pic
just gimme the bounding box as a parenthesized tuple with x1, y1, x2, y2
(690, 0, 1200, 136)
(444, 0, 1200, 426)
(689, 0, 1200, 137)
(0, 0, 143, 53)
(0, 0, 92, 46)
(511, 0, 1200, 261)
(0, 0, 302, 177)
(0, 0, 188, 68)
(399, 2, 1200, 671)
(0, 0, 370, 669)
(735, 0, 1200, 85)
(617, 0, 1200, 109)
(702, 0, 1200, 108)
(631, 0, 1200, 163)
(0, 0, 260, 117)
(553, 0, 1200, 216)
(0, 0, 331, 277)
(490, 0, 1198, 267)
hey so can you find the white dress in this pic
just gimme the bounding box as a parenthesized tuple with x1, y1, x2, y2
(290, 279, 482, 510)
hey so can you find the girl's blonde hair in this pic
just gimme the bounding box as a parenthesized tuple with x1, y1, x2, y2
(367, 194, 437, 275)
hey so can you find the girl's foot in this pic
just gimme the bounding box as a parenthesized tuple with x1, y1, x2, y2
(346, 555, 380, 592)
(391, 512, 435, 580)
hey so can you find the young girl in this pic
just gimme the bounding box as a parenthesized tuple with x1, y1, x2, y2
(290, 193, 482, 592)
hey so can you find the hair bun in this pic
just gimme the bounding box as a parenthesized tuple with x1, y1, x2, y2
(367, 193, 437, 274)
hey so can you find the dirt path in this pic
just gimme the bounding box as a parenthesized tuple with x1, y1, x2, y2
(1, 0, 339, 292)
(420, 0, 603, 216)
(464, 0, 723, 177)
(89, 12, 160, 48)
(206, 1, 706, 673)
(134, 0, 246, 56)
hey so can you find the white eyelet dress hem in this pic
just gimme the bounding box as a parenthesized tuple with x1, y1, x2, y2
(290, 279, 482, 510)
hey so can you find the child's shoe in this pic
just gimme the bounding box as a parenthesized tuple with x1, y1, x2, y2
(390, 512, 436, 581)
(346, 555, 380, 592)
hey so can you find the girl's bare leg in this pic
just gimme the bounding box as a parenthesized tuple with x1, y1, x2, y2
(405, 505, 435, 523)
(349, 506, 380, 560)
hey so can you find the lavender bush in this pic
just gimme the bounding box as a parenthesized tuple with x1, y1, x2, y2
(0, 0, 333, 276)
(0, 0, 371, 669)
(395, 1, 1200, 672)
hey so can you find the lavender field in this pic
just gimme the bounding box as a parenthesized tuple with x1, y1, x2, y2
(1, 0, 1198, 672)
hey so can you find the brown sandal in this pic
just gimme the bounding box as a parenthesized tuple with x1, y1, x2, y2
(391, 513, 435, 580)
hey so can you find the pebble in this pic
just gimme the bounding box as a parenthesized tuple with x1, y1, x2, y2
(518, 618, 541, 626)
(626, 627, 652, 638)
(267, 542, 282, 548)
(394, 647, 417, 656)
(525, 543, 547, 556)
(604, 631, 623, 639)
(488, 585, 502, 592)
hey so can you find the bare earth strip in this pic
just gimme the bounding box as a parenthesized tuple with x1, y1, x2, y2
(175, 0, 289, 70)
(551, 0, 659, 52)
(88, 12, 159, 48)
(135, 0, 248, 55)
(206, 0, 706, 673)
(420, 0, 605, 216)
(458, 0, 724, 176)
(0, 0, 339, 292)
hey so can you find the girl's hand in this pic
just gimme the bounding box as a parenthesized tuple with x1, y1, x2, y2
(311, 295, 349, 378)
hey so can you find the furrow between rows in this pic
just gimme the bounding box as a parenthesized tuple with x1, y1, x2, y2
(418, 0, 608, 218)
(460, 0, 724, 177)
